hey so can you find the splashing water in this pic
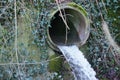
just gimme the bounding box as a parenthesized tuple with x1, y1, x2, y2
(58, 45, 98, 80)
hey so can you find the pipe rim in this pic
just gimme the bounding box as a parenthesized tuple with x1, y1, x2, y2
(47, 3, 90, 51)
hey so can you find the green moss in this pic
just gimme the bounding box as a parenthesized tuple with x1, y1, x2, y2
(48, 54, 63, 73)
(17, 10, 42, 61)
(79, 44, 89, 56)
(68, 2, 88, 17)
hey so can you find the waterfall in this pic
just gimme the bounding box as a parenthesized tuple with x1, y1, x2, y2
(58, 45, 98, 80)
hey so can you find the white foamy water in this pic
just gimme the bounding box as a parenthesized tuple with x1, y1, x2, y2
(58, 45, 98, 80)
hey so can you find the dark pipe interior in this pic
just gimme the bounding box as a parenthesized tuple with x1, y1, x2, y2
(49, 8, 80, 46)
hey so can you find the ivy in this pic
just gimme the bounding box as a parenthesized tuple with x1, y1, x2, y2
(0, 0, 120, 80)
(0, 0, 51, 79)
(77, 0, 120, 80)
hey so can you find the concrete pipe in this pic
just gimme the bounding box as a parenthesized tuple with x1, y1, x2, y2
(47, 2, 90, 51)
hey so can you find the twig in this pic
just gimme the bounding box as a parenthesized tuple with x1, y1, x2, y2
(95, 0, 104, 21)
(0, 55, 63, 66)
(55, 0, 70, 44)
(102, 21, 120, 54)
(101, 0, 107, 13)
(55, 0, 70, 30)
(14, 0, 21, 80)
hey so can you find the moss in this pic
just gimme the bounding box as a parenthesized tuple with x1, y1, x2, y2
(48, 54, 63, 73)
(79, 44, 89, 56)
(68, 2, 88, 17)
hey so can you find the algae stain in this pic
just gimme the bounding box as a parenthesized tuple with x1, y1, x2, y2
(17, 15, 41, 61)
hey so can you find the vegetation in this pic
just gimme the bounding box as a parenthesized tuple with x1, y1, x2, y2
(0, 0, 120, 80)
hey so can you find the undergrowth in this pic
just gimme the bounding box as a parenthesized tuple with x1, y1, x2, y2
(0, 0, 119, 80)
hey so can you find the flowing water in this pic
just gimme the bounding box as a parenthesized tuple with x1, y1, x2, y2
(58, 45, 98, 80)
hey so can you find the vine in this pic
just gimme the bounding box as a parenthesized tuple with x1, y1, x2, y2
(0, 0, 119, 80)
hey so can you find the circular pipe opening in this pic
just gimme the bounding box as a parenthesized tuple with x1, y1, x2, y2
(47, 5, 90, 51)
(50, 9, 81, 46)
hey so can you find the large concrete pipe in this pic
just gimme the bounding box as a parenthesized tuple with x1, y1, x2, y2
(47, 2, 90, 51)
